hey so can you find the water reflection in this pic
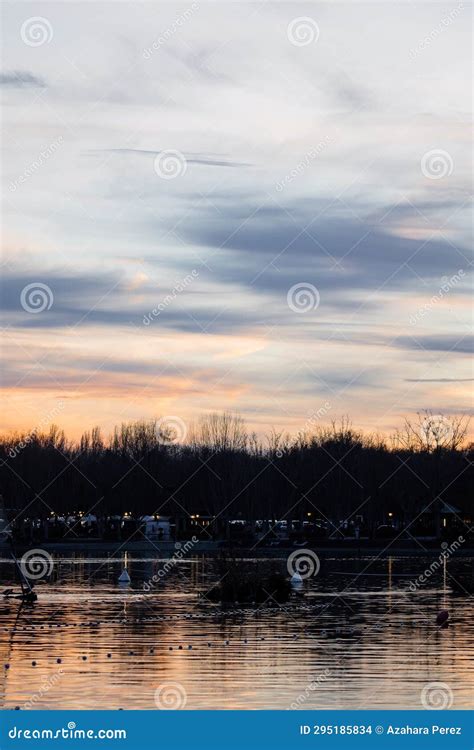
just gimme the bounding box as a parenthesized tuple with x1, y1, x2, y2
(0, 554, 472, 709)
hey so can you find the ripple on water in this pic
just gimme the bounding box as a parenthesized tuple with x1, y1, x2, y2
(0, 555, 472, 709)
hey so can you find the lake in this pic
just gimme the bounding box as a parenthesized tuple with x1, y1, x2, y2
(0, 552, 472, 710)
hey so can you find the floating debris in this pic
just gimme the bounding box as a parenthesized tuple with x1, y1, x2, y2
(436, 610, 449, 626)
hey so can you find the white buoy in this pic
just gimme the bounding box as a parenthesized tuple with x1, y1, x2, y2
(291, 572, 303, 586)
(118, 569, 130, 583)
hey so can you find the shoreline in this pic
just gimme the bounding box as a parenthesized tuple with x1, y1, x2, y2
(2, 539, 473, 557)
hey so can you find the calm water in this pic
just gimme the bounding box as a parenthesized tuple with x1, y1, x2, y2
(0, 552, 472, 710)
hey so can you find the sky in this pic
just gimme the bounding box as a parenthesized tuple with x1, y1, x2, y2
(1, 1, 472, 441)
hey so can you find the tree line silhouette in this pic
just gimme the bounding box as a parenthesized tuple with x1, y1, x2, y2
(1, 412, 472, 543)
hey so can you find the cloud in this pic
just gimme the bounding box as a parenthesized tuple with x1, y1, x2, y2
(396, 335, 473, 355)
(0, 70, 46, 88)
(328, 70, 377, 111)
(160, 43, 239, 87)
(404, 378, 474, 383)
(0, 272, 116, 313)
(91, 149, 252, 168)
(0, 1, 471, 436)
(178, 197, 472, 296)
(0, 270, 257, 333)
(310, 368, 387, 392)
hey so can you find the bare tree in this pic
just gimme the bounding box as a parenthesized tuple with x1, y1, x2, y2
(190, 412, 248, 452)
(394, 411, 470, 452)
(393, 411, 470, 539)
(265, 428, 290, 457)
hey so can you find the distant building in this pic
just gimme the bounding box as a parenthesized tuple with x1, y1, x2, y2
(141, 515, 171, 540)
